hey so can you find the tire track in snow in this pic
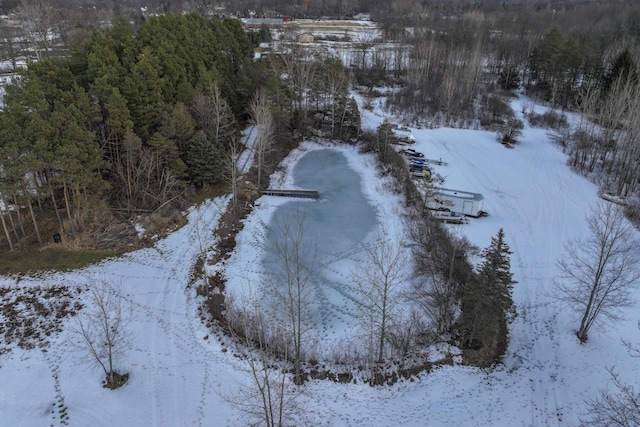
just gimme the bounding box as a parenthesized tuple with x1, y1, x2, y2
(504, 124, 583, 425)
(431, 126, 570, 425)
(88, 202, 229, 427)
(137, 240, 211, 426)
(141, 202, 235, 427)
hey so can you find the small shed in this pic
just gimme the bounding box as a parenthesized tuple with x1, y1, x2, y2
(298, 32, 314, 43)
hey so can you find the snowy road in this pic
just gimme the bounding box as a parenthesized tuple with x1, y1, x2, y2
(0, 199, 245, 426)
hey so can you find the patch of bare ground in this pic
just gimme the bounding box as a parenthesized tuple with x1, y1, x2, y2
(302, 354, 454, 386)
(103, 372, 129, 390)
(0, 285, 83, 356)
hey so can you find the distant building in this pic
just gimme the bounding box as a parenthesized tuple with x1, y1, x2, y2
(298, 32, 314, 43)
(253, 42, 272, 60)
(353, 13, 371, 21)
(242, 18, 285, 29)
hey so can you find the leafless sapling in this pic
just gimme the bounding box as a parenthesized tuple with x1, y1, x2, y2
(556, 201, 640, 343)
(581, 367, 640, 427)
(224, 294, 302, 427)
(223, 135, 243, 213)
(270, 208, 316, 385)
(249, 89, 275, 188)
(351, 231, 409, 368)
(71, 278, 132, 388)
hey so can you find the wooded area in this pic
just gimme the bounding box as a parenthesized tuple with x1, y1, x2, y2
(0, 14, 260, 249)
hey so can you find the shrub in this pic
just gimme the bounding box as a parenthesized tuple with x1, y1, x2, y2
(497, 66, 521, 91)
(497, 118, 524, 146)
(526, 110, 568, 130)
(479, 94, 513, 130)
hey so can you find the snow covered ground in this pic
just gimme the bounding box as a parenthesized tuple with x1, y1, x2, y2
(1, 94, 639, 426)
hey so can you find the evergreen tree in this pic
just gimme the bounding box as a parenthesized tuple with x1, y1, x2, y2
(147, 132, 186, 180)
(159, 102, 196, 156)
(497, 65, 520, 91)
(121, 47, 165, 140)
(214, 17, 254, 105)
(601, 48, 638, 95)
(476, 228, 516, 321)
(460, 229, 516, 366)
(529, 27, 566, 88)
(528, 27, 592, 107)
(0, 11, 261, 234)
(52, 101, 110, 235)
(184, 130, 224, 187)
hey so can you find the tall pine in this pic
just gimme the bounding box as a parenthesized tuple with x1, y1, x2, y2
(460, 228, 516, 366)
(601, 48, 638, 95)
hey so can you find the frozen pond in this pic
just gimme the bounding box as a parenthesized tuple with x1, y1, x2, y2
(261, 148, 379, 333)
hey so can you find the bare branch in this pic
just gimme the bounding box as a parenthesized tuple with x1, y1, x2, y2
(69, 276, 132, 388)
(581, 367, 640, 427)
(268, 207, 317, 385)
(351, 229, 409, 373)
(555, 201, 640, 342)
(222, 294, 303, 427)
(249, 89, 275, 187)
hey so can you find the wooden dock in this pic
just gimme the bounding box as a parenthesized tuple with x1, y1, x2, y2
(261, 189, 319, 199)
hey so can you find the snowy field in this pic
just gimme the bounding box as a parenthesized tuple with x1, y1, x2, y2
(1, 95, 639, 426)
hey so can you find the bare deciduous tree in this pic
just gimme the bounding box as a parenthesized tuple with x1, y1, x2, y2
(222, 135, 243, 213)
(323, 60, 349, 138)
(570, 74, 640, 197)
(270, 208, 316, 385)
(277, 42, 316, 132)
(0, 192, 14, 250)
(19, 0, 58, 60)
(71, 278, 132, 389)
(191, 84, 236, 148)
(498, 117, 524, 146)
(113, 131, 186, 214)
(0, 24, 23, 71)
(249, 89, 275, 188)
(386, 309, 425, 366)
(407, 210, 475, 337)
(224, 295, 302, 427)
(556, 201, 640, 343)
(352, 231, 408, 367)
(581, 367, 640, 427)
(353, 29, 378, 69)
(391, 35, 411, 79)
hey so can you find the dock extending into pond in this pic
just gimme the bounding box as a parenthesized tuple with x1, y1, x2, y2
(261, 189, 319, 199)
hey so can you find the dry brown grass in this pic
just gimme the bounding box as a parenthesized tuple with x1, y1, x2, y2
(0, 204, 191, 274)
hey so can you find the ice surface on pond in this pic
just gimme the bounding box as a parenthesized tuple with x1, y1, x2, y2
(261, 148, 379, 334)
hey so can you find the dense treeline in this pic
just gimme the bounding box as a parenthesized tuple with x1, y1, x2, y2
(377, 1, 640, 117)
(0, 14, 263, 248)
